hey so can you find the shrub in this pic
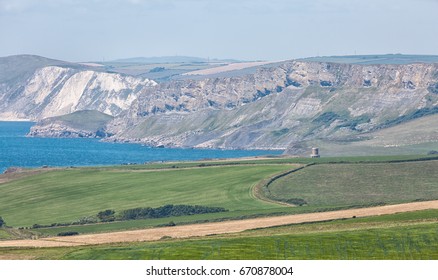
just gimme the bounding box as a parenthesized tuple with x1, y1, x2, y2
(119, 205, 228, 221)
(72, 216, 99, 225)
(57, 231, 79, 236)
(284, 198, 307, 206)
(0, 216, 4, 227)
(97, 209, 116, 222)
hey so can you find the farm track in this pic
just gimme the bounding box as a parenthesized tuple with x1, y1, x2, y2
(1, 200, 438, 248)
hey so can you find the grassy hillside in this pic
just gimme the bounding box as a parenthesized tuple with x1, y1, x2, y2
(289, 114, 438, 157)
(0, 55, 79, 84)
(2, 155, 438, 260)
(41, 110, 113, 131)
(1, 155, 438, 231)
(0, 164, 293, 227)
(2, 209, 438, 260)
(267, 161, 438, 207)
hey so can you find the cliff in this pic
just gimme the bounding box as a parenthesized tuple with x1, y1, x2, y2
(102, 61, 438, 151)
(0, 55, 156, 121)
(20, 55, 438, 154)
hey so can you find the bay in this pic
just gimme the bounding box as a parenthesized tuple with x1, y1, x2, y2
(0, 122, 282, 173)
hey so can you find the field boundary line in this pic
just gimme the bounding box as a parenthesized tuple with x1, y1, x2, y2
(251, 163, 312, 206)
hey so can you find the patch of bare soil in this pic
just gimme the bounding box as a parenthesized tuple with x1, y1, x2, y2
(1, 200, 438, 248)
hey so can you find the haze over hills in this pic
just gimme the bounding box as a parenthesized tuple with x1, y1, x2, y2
(1, 54, 438, 156)
(300, 54, 438, 65)
(109, 56, 240, 64)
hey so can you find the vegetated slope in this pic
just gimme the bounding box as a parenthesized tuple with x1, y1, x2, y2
(0, 55, 156, 121)
(267, 160, 438, 207)
(58, 213, 438, 260)
(0, 54, 78, 84)
(102, 60, 438, 152)
(285, 114, 438, 156)
(28, 110, 114, 138)
(2, 201, 438, 256)
(0, 164, 291, 227)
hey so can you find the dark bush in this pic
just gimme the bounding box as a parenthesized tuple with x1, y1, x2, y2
(57, 231, 79, 236)
(0, 216, 4, 227)
(119, 205, 228, 221)
(158, 221, 176, 227)
(284, 198, 307, 206)
(97, 209, 116, 222)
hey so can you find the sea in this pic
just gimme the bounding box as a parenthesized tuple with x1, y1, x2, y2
(0, 121, 282, 173)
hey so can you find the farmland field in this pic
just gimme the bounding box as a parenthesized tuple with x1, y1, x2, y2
(1, 209, 438, 260)
(1, 155, 438, 260)
(267, 161, 438, 206)
(0, 164, 295, 227)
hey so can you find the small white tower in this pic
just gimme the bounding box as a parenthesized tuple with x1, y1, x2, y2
(311, 147, 320, 158)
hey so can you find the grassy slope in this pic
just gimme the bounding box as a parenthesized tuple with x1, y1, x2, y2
(41, 110, 113, 131)
(2, 209, 438, 260)
(296, 114, 438, 157)
(0, 164, 293, 227)
(2, 155, 438, 259)
(2, 154, 438, 229)
(267, 161, 438, 207)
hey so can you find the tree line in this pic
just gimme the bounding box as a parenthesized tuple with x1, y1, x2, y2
(31, 205, 228, 229)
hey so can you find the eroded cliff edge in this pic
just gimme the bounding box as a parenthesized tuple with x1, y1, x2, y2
(27, 59, 438, 154)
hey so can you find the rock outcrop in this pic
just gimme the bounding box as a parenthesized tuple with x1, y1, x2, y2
(0, 55, 156, 121)
(103, 61, 438, 150)
(8, 55, 438, 153)
(28, 110, 114, 138)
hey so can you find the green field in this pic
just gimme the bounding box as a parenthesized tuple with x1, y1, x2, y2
(267, 161, 438, 206)
(2, 209, 438, 260)
(2, 155, 438, 260)
(0, 164, 294, 227)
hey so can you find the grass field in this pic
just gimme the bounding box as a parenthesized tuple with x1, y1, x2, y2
(0, 164, 294, 227)
(267, 160, 438, 207)
(2, 154, 438, 260)
(2, 209, 438, 260)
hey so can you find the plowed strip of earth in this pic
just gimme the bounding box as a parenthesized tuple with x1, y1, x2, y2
(2, 200, 438, 248)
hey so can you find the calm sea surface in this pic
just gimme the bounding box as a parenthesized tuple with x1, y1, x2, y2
(0, 122, 282, 173)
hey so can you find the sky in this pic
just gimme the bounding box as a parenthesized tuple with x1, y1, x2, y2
(0, 0, 437, 62)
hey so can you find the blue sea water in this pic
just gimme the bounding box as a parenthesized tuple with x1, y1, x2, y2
(0, 122, 282, 173)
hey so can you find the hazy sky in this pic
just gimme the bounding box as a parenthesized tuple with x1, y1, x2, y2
(1, 0, 437, 62)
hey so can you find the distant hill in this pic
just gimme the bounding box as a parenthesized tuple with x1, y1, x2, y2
(3, 53, 438, 156)
(0, 54, 79, 84)
(110, 56, 239, 64)
(0, 54, 156, 121)
(300, 54, 438, 65)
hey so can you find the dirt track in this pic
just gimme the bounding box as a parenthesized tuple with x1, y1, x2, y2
(1, 200, 438, 248)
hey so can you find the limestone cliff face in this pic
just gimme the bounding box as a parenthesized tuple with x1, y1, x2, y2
(0, 65, 156, 121)
(103, 61, 438, 150)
